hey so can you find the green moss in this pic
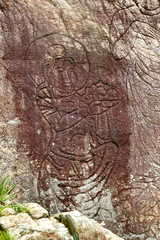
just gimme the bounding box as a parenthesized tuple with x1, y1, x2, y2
(55, 214, 79, 240)
(11, 203, 29, 213)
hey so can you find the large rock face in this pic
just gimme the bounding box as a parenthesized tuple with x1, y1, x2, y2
(0, 0, 160, 239)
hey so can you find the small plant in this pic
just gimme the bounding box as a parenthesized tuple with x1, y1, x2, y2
(0, 176, 18, 205)
(0, 229, 10, 240)
(0, 176, 30, 239)
(0, 175, 29, 216)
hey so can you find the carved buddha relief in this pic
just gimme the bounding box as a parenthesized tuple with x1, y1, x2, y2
(26, 35, 130, 219)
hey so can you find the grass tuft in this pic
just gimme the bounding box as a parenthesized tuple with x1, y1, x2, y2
(0, 230, 11, 240)
(0, 175, 18, 205)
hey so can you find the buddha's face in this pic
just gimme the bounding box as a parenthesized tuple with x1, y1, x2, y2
(52, 58, 76, 94)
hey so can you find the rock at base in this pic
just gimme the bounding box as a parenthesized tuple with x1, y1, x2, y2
(0, 204, 123, 240)
(54, 210, 124, 240)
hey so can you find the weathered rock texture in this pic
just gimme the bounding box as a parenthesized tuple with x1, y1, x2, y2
(0, 0, 160, 239)
(0, 204, 123, 240)
(55, 210, 124, 240)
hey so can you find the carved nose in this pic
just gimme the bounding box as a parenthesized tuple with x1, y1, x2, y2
(55, 69, 73, 92)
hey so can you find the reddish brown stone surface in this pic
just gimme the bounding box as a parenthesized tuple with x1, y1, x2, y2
(25, 36, 130, 195)
(0, 1, 160, 239)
